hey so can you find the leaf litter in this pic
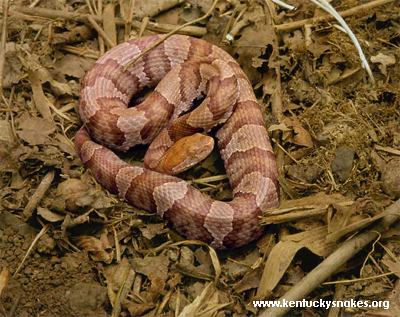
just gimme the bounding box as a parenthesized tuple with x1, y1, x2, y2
(0, 0, 399, 316)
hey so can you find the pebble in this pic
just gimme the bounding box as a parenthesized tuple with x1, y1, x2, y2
(382, 158, 400, 198)
(332, 147, 356, 182)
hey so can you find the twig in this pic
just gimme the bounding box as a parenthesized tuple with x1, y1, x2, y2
(7, 294, 21, 317)
(97, 0, 105, 55)
(123, 0, 219, 71)
(125, 0, 135, 40)
(22, 171, 55, 221)
(156, 287, 174, 315)
(260, 198, 400, 317)
(86, 0, 105, 55)
(138, 16, 149, 37)
(4, 7, 206, 37)
(87, 16, 116, 48)
(275, 0, 396, 32)
(0, 0, 9, 97)
(322, 270, 398, 285)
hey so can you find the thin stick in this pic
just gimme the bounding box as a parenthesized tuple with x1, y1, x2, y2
(87, 16, 116, 48)
(275, 0, 396, 32)
(4, 7, 206, 37)
(125, 0, 135, 40)
(123, 0, 219, 71)
(0, 0, 9, 97)
(22, 171, 55, 221)
(260, 198, 400, 317)
(322, 270, 398, 285)
(97, 0, 105, 55)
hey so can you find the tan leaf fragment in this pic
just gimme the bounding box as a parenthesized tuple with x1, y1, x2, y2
(37, 206, 65, 223)
(53, 54, 95, 79)
(16, 113, 56, 145)
(257, 225, 336, 300)
(103, 257, 132, 304)
(35, 66, 72, 96)
(179, 282, 230, 317)
(262, 192, 353, 224)
(103, 4, 117, 49)
(75, 235, 113, 263)
(371, 53, 396, 75)
(139, 223, 166, 240)
(0, 267, 10, 296)
(28, 69, 53, 121)
(285, 117, 314, 148)
(131, 252, 170, 283)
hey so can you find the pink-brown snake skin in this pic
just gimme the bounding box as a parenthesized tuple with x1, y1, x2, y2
(75, 35, 279, 249)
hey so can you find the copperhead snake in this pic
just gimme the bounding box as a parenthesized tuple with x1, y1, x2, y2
(75, 35, 279, 249)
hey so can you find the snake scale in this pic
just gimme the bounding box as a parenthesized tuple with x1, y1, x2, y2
(75, 34, 279, 249)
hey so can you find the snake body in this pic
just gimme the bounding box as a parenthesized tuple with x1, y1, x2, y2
(75, 35, 279, 249)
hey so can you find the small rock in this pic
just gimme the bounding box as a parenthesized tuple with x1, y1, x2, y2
(332, 147, 356, 182)
(286, 165, 324, 183)
(382, 159, 400, 198)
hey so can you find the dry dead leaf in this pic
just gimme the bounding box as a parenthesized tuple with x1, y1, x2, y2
(256, 241, 303, 300)
(285, 117, 314, 148)
(123, 301, 154, 316)
(256, 224, 343, 300)
(34, 66, 73, 96)
(131, 252, 170, 284)
(3, 42, 27, 89)
(282, 29, 304, 52)
(75, 235, 113, 263)
(282, 226, 336, 257)
(53, 54, 95, 79)
(37, 206, 65, 223)
(233, 25, 277, 83)
(307, 41, 331, 59)
(262, 192, 353, 225)
(371, 52, 396, 75)
(382, 257, 400, 279)
(327, 204, 354, 234)
(179, 282, 229, 317)
(56, 177, 114, 213)
(233, 266, 263, 293)
(28, 70, 53, 121)
(139, 223, 166, 240)
(54, 133, 77, 156)
(103, 257, 132, 305)
(134, 0, 185, 18)
(16, 113, 56, 145)
(0, 267, 10, 296)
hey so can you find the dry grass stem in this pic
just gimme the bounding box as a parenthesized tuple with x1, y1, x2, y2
(87, 16, 116, 48)
(275, 0, 396, 32)
(5, 6, 206, 36)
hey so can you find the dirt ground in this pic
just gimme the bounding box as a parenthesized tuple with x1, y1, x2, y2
(0, 0, 399, 316)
